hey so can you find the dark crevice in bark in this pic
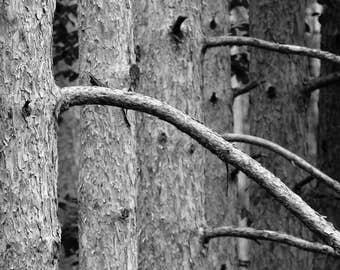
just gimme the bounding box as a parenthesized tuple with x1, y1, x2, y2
(52, 1, 80, 269)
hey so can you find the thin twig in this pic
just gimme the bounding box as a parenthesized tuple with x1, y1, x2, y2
(223, 133, 340, 194)
(56, 86, 340, 251)
(202, 36, 340, 65)
(88, 72, 131, 127)
(293, 175, 315, 194)
(202, 226, 339, 257)
(301, 71, 340, 94)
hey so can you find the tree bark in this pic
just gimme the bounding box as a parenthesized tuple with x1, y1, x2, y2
(133, 1, 209, 268)
(201, 1, 238, 269)
(314, 1, 340, 269)
(249, 1, 313, 269)
(78, 0, 137, 269)
(0, 1, 60, 269)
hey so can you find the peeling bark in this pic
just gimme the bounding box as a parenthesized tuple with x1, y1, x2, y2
(0, 1, 60, 269)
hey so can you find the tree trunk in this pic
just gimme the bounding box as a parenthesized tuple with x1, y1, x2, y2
(249, 1, 313, 269)
(0, 1, 60, 269)
(314, 1, 340, 269)
(133, 1, 209, 269)
(201, 2, 238, 269)
(78, 0, 137, 269)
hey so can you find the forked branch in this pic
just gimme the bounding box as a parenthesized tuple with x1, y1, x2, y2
(201, 226, 339, 257)
(222, 133, 340, 194)
(202, 36, 340, 65)
(56, 86, 340, 252)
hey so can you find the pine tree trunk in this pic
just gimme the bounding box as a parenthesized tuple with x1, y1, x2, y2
(249, 1, 313, 269)
(78, 0, 137, 269)
(133, 1, 209, 269)
(314, 1, 340, 269)
(201, 2, 238, 269)
(0, 1, 60, 269)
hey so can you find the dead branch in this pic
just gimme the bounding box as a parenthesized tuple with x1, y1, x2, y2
(56, 86, 340, 252)
(302, 71, 340, 94)
(233, 80, 265, 99)
(223, 133, 340, 194)
(293, 176, 315, 194)
(202, 226, 339, 257)
(202, 36, 340, 65)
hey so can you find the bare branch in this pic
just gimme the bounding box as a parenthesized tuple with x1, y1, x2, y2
(233, 80, 265, 99)
(223, 133, 340, 194)
(302, 71, 340, 94)
(202, 36, 340, 65)
(56, 86, 340, 252)
(293, 176, 315, 194)
(202, 226, 339, 257)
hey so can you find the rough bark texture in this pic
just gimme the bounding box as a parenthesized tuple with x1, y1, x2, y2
(201, 1, 238, 269)
(78, 1, 137, 269)
(314, 1, 340, 269)
(249, 1, 313, 269)
(133, 1, 209, 269)
(0, 1, 60, 269)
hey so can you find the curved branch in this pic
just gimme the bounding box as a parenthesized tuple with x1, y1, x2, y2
(222, 133, 340, 194)
(302, 71, 340, 94)
(202, 36, 340, 65)
(56, 86, 340, 252)
(202, 226, 339, 257)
